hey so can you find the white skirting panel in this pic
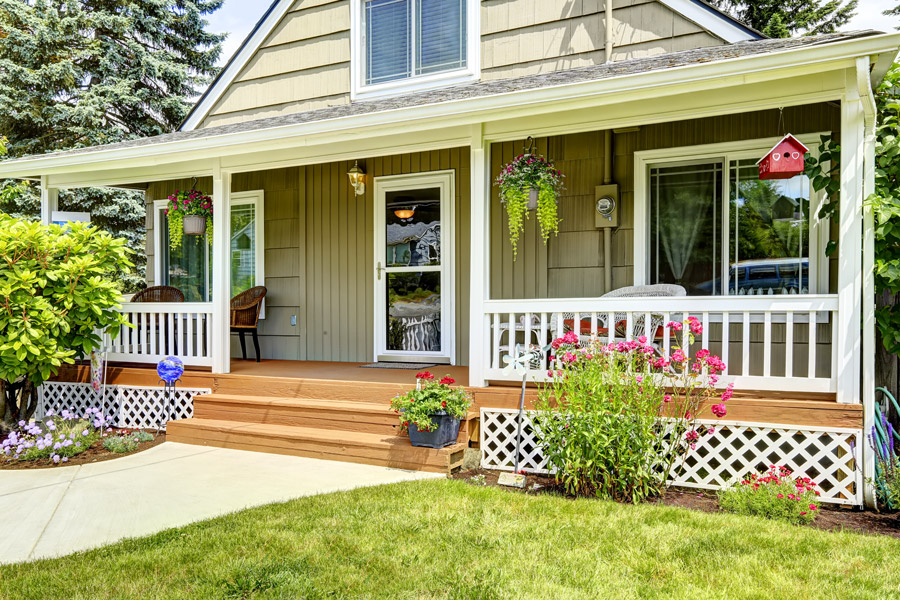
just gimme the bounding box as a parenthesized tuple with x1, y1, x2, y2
(37, 382, 211, 431)
(480, 408, 863, 506)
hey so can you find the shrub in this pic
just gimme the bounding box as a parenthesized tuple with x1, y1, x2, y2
(718, 466, 821, 524)
(531, 318, 731, 503)
(0, 408, 111, 464)
(390, 372, 472, 433)
(103, 430, 155, 454)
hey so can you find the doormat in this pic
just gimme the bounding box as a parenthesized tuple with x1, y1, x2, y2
(359, 362, 438, 370)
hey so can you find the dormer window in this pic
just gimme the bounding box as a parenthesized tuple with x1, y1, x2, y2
(352, 0, 478, 100)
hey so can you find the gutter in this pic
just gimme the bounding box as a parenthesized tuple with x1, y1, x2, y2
(2, 33, 899, 179)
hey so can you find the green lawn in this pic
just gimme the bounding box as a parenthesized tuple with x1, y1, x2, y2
(2, 479, 900, 600)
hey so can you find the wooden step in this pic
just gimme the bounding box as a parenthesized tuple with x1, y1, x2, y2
(166, 418, 466, 474)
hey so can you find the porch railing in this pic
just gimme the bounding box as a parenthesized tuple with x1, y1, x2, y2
(484, 295, 839, 393)
(103, 302, 214, 367)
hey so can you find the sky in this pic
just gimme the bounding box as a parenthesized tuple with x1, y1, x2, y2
(205, 1, 899, 68)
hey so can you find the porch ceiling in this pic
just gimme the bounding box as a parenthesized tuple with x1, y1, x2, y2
(3, 31, 898, 185)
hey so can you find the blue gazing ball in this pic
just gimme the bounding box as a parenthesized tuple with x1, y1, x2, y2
(157, 356, 184, 384)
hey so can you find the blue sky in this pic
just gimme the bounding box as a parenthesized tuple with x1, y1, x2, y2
(206, 0, 897, 68)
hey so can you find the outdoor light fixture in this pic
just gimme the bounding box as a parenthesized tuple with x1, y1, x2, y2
(347, 161, 366, 196)
(393, 206, 417, 220)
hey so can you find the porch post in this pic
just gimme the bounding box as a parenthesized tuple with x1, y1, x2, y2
(39, 176, 58, 225)
(211, 161, 233, 374)
(836, 69, 865, 405)
(468, 124, 490, 387)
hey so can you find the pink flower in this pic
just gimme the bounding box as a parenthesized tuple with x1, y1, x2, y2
(667, 321, 683, 332)
(720, 383, 735, 402)
(710, 403, 727, 418)
(706, 427, 716, 435)
(671, 350, 686, 364)
(635, 376, 643, 383)
(638, 335, 648, 344)
(809, 504, 818, 511)
(684, 430, 699, 442)
(777, 493, 784, 499)
(687, 316, 703, 335)
(663, 394, 672, 403)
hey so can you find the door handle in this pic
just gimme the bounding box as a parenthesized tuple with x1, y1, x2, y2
(376, 262, 384, 280)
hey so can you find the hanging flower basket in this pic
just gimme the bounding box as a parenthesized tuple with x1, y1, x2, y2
(166, 189, 213, 250)
(495, 152, 564, 260)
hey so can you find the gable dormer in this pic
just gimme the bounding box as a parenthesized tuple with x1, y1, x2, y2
(184, 0, 759, 130)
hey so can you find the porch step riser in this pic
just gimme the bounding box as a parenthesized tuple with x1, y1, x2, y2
(212, 380, 412, 402)
(193, 404, 402, 436)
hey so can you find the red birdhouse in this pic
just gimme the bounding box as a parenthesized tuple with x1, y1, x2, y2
(757, 134, 809, 180)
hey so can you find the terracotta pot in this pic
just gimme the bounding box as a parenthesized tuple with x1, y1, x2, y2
(183, 214, 206, 236)
(527, 188, 539, 210)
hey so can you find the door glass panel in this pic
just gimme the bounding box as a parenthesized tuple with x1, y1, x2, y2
(387, 272, 441, 352)
(649, 162, 723, 295)
(160, 208, 209, 302)
(385, 189, 441, 267)
(231, 203, 257, 296)
(729, 159, 810, 295)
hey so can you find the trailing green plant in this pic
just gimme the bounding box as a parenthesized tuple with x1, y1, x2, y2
(165, 189, 213, 250)
(495, 153, 564, 259)
(390, 372, 472, 433)
(531, 318, 731, 503)
(0, 215, 131, 429)
(718, 465, 821, 524)
(102, 430, 155, 454)
(803, 135, 840, 258)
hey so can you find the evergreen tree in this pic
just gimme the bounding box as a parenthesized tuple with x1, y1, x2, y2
(709, 0, 857, 38)
(0, 0, 224, 290)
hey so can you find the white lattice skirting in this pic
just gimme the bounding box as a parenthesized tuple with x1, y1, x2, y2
(480, 408, 863, 506)
(37, 382, 211, 431)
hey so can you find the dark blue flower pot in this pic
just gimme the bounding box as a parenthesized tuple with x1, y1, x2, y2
(408, 412, 460, 449)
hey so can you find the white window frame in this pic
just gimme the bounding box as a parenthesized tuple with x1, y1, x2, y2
(350, 0, 480, 101)
(153, 190, 265, 316)
(634, 134, 831, 297)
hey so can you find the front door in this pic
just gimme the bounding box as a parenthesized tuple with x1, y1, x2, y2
(374, 172, 454, 363)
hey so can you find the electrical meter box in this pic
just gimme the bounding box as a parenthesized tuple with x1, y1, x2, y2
(594, 184, 619, 228)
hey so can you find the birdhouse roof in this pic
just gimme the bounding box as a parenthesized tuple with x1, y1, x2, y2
(756, 134, 811, 165)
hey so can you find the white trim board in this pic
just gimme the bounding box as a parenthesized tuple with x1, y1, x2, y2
(658, 0, 759, 43)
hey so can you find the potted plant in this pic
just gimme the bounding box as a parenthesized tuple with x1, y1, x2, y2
(390, 372, 472, 448)
(165, 189, 213, 250)
(495, 151, 565, 259)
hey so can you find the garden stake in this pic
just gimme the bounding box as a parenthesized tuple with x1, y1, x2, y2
(498, 344, 534, 489)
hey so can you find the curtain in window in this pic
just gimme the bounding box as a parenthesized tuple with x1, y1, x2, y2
(365, 0, 411, 84)
(417, 0, 466, 75)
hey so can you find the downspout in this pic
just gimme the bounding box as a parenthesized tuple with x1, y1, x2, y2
(605, 0, 614, 63)
(857, 56, 878, 508)
(603, 130, 614, 292)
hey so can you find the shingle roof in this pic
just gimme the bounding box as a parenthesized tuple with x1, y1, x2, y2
(19, 31, 881, 161)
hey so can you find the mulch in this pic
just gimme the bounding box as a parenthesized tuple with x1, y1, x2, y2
(452, 468, 900, 539)
(0, 429, 166, 470)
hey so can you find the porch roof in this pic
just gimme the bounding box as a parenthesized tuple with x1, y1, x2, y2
(2, 30, 897, 181)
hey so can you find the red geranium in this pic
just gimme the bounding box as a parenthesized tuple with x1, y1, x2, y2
(439, 376, 455, 385)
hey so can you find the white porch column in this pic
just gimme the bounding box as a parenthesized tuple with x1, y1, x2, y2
(836, 69, 865, 405)
(468, 125, 491, 387)
(211, 162, 233, 374)
(39, 176, 58, 225)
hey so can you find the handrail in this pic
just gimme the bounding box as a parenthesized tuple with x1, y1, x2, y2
(483, 294, 839, 313)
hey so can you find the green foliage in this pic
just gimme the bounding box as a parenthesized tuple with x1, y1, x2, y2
(708, 0, 857, 37)
(718, 466, 821, 525)
(804, 135, 841, 258)
(165, 189, 214, 250)
(2, 413, 107, 464)
(495, 153, 564, 259)
(390, 373, 472, 433)
(103, 430, 155, 454)
(0, 215, 132, 426)
(0, 0, 224, 292)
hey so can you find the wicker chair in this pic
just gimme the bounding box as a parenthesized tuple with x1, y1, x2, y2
(231, 286, 267, 362)
(131, 286, 185, 303)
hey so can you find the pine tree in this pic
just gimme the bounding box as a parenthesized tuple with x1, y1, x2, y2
(709, 0, 858, 38)
(0, 0, 224, 290)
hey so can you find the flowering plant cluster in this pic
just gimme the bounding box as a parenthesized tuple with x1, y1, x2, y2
(390, 372, 472, 433)
(103, 430, 155, 454)
(1, 408, 112, 465)
(719, 465, 821, 524)
(532, 317, 732, 502)
(870, 413, 900, 509)
(165, 188, 213, 250)
(494, 152, 564, 259)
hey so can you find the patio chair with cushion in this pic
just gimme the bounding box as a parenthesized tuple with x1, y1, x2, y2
(231, 286, 267, 362)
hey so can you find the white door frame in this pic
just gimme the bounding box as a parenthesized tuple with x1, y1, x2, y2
(373, 170, 456, 364)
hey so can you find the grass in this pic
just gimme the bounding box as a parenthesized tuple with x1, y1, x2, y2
(2, 479, 900, 599)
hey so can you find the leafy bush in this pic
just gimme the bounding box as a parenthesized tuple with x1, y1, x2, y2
(1, 408, 111, 464)
(0, 215, 131, 429)
(103, 430, 155, 454)
(390, 372, 472, 433)
(718, 466, 821, 524)
(531, 318, 731, 503)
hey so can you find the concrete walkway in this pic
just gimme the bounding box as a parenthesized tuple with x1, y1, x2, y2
(0, 442, 442, 564)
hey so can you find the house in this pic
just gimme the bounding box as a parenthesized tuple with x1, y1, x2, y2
(3, 0, 898, 506)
